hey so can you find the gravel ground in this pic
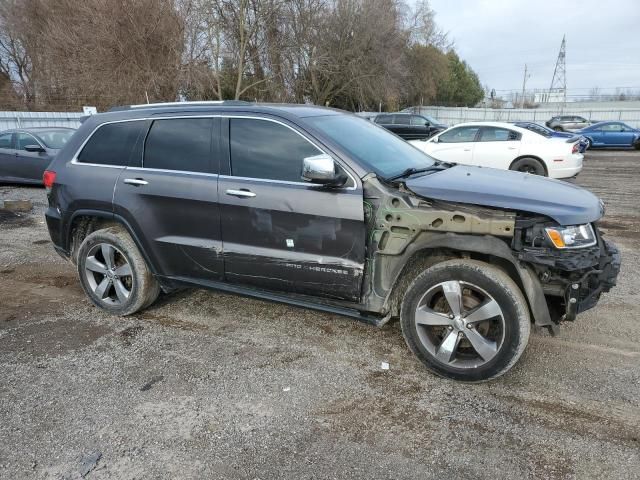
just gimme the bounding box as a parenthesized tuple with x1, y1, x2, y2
(1, 151, 639, 479)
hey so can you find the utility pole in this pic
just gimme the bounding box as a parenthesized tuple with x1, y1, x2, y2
(520, 64, 530, 109)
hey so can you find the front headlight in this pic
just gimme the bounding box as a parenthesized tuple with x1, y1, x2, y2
(545, 224, 597, 249)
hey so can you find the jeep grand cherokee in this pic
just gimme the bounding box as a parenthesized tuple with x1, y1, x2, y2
(43, 102, 620, 381)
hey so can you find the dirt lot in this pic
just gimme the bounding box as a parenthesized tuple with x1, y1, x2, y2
(1, 151, 639, 479)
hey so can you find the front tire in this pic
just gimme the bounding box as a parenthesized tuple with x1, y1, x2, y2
(510, 157, 546, 176)
(77, 226, 160, 316)
(400, 260, 531, 382)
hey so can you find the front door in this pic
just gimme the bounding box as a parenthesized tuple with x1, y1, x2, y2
(14, 132, 52, 182)
(113, 117, 224, 281)
(428, 126, 480, 165)
(218, 117, 365, 302)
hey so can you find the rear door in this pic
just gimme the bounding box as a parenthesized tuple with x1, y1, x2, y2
(428, 126, 479, 165)
(409, 115, 430, 139)
(0, 132, 15, 179)
(113, 116, 224, 281)
(218, 116, 365, 301)
(392, 115, 412, 139)
(472, 126, 521, 169)
(14, 132, 52, 182)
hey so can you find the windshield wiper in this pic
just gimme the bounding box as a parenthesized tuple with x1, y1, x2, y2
(386, 161, 451, 182)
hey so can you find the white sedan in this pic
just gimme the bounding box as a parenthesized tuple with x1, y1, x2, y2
(409, 121, 583, 179)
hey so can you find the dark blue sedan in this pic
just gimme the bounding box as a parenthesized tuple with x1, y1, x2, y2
(513, 121, 589, 153)
(576, 121, 640, 149)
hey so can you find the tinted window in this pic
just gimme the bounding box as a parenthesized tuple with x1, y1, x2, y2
(0, 132, 13, 149)
(411, 116, 428, 126)
(78, 121, 147, 166)
(144, 118, 213, 173)
(230, 118, 320, 182)
(438, 126, 479, 143)
(35, 130, 74, 149)
(394, 115, 410, 125)
(479, 127, 520, 142)
(307, 115, 436, 178)
(375, 115, 393, 124)
(16, 132, 39, 150)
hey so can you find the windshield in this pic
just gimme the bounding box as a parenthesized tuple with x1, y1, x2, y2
(35, 129, 75, 149)
(307, 115, 436, 178)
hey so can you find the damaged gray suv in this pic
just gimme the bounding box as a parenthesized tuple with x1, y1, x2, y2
(43, 102, 620, 381)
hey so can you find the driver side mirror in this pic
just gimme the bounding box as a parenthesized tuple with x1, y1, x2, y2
(24, 144, 45, 153)
(301, 154, 347, 187)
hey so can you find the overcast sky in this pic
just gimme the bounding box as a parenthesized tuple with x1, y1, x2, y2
(428, 0, 640, 97)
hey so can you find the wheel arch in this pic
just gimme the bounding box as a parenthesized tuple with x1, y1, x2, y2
(383, 233, 554, 331)
(66, 209, 159, 275)
(509, 155, 548, 176)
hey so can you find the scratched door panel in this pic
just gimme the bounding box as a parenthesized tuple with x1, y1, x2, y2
(218, 176, 365, 301)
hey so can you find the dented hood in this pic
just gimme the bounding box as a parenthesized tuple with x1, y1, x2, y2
(405, 165, 603, 225)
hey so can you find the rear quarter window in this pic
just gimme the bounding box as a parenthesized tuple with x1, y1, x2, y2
(77, 121, 147, 166)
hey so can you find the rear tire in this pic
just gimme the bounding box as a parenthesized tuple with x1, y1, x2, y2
(510, 157, 546, 176)
(76, 226, 160, 316)
(400, 260, 531, 382)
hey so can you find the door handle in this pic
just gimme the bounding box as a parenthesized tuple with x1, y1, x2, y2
(123, 178, 148, 186)
(226, 189, 256, 198)
(463, 148, 471, 151)
(508, 146, 518, 150)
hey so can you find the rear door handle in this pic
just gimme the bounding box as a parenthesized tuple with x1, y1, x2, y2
(226, 189, 256, 198)
(123, 178, 148, 186)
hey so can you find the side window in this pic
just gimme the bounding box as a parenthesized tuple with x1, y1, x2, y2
(394, 115, 410, 125)
(144, 118, 213, 173)
(375, 115, 392, 124)
(479, 127, 520, 142)
(411, 116, 427, 126)
(0, 132, 13, 149)
(601, 124, 619, 132)
(78, 121, 147, 166)
(438, 126, 479, 143)
(230, 118, 321, 182)
(16, 133, 39, 150)
(561, 116, 572, 122)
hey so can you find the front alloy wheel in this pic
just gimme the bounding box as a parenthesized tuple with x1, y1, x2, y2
(401, 260, 531, 381)
(414, 280, 504, 368)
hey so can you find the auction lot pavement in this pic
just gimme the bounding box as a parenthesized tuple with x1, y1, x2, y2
(1, 151, 639, 479)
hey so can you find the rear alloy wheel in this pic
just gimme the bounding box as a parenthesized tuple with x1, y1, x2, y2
(400, 260, 531, 381)
(510, 157, 546, 176)
(585, 137, 593, 150)
(77, 226, 160, 315)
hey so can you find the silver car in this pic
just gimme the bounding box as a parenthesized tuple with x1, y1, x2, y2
(0, 127, 75, 185)
(545, 115, 591, 132)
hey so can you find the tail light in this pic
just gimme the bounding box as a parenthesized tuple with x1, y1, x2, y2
(43, 170, 57, 190)
(571, 143, 579, 154)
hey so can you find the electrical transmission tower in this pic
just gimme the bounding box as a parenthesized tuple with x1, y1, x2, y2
(548, 35, 567, 104)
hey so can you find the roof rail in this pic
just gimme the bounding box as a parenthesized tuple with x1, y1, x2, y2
(108, 100, 252, 112)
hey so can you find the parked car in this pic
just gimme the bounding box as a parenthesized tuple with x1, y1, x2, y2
(43, 102, 619, 382)
(514, 121, 589, 153)
(374, 113, 446, 140)
(576, 121, 640, 149)
(545, 115, 591, 132)
(409, 121, 583, 178)
(0, 127, 76, 184)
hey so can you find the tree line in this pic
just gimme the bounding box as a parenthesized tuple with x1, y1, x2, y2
(0, 0, 484, 112)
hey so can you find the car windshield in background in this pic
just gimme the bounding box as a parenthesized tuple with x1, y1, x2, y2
(35, 130, 75, 149)
(308, 115, 436, 179)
